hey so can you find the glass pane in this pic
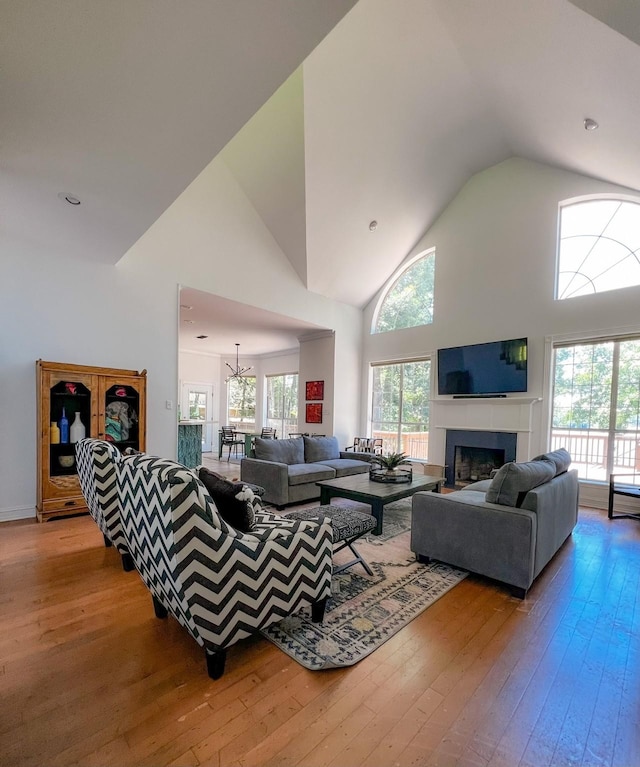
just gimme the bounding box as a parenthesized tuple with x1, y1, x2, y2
(371, 360, 431, 458)
(401, 360, 431, 425)
(228, 376, 256, 428)
(372, 365, 400, 423)
(49, 380, 91, 476)
(552, 342, 613, 480)
(558, 200, 640, 299)
(374, 253, 435, 333)
(188, 391, 206, 420)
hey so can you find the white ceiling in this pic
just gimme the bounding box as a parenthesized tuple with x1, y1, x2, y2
(5, 0, 640, 334)
(0, 0, 357, 265)
(225, 0, 640, 307)
(179, 287, 328, 357)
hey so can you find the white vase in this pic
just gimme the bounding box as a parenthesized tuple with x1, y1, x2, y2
(70, 411, 86, 443)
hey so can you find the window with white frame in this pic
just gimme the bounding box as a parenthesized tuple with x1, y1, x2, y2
(266, 373, 298, 439)
(550, 336, 640, 482)
(227, 376, 256, 431)
(557, 198, 640, 300)
(370, 359, 431, 458)
(372, 250, 435, 334)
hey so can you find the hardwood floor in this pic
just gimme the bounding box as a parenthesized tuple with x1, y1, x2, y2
(2, 475, 639, 766)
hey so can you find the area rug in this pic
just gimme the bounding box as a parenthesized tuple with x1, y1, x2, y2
(365, 496, 413, 542)
(261, 553, 467, 670)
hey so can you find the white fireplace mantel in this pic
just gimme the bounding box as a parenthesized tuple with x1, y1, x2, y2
(430, 397, 542, 463)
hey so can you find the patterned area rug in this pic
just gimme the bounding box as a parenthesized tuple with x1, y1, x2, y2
(367, 496, 413, 542)
(261, 551, 467, 670)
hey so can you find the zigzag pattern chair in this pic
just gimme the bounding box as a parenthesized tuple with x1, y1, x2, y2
(116, 454, 333, 679)
(75, 438, 134, 571)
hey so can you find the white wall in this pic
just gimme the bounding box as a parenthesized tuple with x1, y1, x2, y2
(299, 332, 336, 438)
(2, 155, 361, 520)
(362, 157, 640, 504)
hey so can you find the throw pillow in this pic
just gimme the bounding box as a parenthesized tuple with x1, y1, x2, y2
(254, 436, 304, 465)
(532, 447, 571, 477)
(198, 467, 256, 532)
(486, 459, 556, 507)
(303, 435, 340, 462)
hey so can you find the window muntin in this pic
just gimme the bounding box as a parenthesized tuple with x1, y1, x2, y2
(373, 251, 435, 334)
(557, 199, 640, 300)
(266, 373, 298, 439)
(551, 337, 640, 482)
(371, 359, 430, 458)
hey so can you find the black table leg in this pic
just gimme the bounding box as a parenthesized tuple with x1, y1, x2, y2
(320, 487, 332, 505)
(371, 499, 384, 535)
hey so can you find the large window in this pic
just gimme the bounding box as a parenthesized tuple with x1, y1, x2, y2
(372, 250, 435, 334)
(266, 373, 298, 439)
(227, 376, 256, 432)
(371, 360, 431, 458)
(557, 198, 640, 300)
(551, 337, 640, 482)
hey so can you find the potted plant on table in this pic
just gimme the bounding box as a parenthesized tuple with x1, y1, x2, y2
(370, 451, 412, 481)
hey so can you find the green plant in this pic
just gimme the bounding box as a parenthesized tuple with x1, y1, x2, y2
(370, 451, 411, 471)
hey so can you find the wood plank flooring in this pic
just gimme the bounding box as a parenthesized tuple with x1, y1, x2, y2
(1, 476, 639, 766)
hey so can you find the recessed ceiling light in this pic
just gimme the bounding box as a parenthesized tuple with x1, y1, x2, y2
(196, 335, 208, 339)
(58, 192, 81, 205)
(180, 304, 193, 310)
(584, 118, 599, 131)
(369, 220, 378, 231)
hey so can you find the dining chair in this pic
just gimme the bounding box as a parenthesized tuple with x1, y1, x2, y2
(220, 426, 245, 461)
(260, 427, 276, 439)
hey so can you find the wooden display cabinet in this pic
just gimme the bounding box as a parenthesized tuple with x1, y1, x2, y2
(36, 360, 147, 522)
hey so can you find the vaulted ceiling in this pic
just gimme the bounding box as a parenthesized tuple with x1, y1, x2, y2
(5, 0, 640, 324)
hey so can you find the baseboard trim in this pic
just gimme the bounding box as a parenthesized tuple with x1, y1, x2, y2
(0, 506, 36, 523)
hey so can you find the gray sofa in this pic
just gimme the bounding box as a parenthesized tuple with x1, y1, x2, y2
(411, 448, 579, 597)
(240, 435, 371, 508)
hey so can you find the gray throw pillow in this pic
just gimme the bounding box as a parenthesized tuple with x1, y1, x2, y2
(198, 467, 255, 532)
(254, 437, 304, 466)
(532, 447, 571, 477)
(486, 459, 556, 507)
(254, 436, 304, 465)
(303, 435, 340, 462)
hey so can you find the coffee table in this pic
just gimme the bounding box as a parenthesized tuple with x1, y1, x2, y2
(316, 473, 444, 535)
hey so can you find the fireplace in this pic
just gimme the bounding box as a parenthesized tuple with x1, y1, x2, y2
(445, 430, 517, 488)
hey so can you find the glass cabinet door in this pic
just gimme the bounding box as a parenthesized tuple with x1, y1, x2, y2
(100, 377, 145, 452)
(42, 371, 98, 496)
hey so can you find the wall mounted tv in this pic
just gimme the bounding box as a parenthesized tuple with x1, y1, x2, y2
(437, 337, 528, 396)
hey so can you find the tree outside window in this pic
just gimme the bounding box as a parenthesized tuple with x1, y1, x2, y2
(266, 374, 298, 439)
(373, 251, 435, 334)
(227, 376, 256, 431)
(371, 360, 430, 458)
(551, 338, 640, 481)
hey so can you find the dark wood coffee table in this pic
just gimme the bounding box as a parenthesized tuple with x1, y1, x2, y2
(316, 473, 444, 535)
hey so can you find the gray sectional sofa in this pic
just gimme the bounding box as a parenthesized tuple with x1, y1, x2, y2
(411, 448, 579, 598)
(240, 435, 372, 508)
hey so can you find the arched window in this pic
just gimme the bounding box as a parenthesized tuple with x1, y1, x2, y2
(557, 197, 640, 300)
(372, 250, 435, 334)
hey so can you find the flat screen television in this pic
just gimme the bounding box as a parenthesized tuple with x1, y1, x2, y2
(437, 337, 528, 396)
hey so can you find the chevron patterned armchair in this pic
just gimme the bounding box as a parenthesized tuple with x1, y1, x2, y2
(76, 438, 135, 571)
(116, 454, 333, 679)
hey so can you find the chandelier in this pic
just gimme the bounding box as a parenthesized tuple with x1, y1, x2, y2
(225, 343, 253, 383)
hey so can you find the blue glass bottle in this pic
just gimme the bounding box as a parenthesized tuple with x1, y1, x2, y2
(59, 407, 69, 444)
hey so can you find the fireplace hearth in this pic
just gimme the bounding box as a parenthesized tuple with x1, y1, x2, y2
(445, 430, 517, 488)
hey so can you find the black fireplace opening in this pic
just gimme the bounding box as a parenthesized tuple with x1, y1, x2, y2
(454, 446, 504, 487)
(445, 430, 517, 488)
